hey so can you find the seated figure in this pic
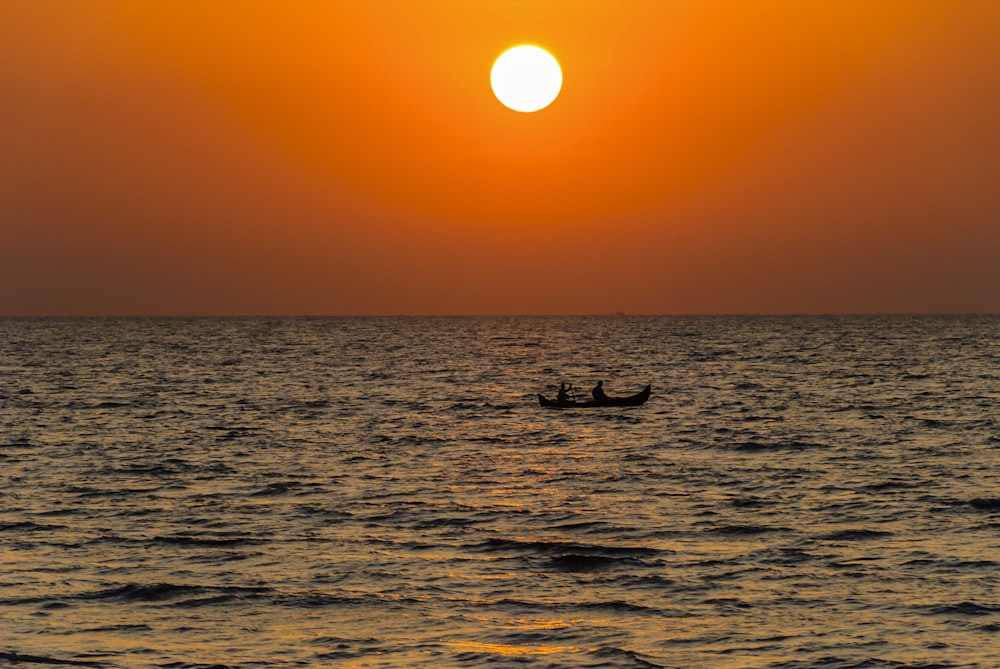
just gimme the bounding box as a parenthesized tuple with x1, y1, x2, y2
(592, 380, 608, 402)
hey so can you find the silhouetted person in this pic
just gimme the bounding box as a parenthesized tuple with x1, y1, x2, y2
(592, 380, 608, 402)
(557, 383, 571, 403)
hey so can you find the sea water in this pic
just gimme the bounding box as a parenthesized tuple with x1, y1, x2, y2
(1, 316, 997, 668)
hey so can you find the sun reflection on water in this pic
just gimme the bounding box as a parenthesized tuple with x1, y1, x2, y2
(446, 639, 590, 657)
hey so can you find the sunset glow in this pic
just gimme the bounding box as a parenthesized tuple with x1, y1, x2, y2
(1, 0, 998, 315)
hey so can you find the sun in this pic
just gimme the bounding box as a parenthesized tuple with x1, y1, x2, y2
(490, 45, 562, 113)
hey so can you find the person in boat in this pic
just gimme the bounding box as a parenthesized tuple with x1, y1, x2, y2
(556, 383, 571, 403)
(592, 380, 608, 402)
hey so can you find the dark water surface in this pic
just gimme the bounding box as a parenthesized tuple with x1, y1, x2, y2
(1, 316, 998, 668)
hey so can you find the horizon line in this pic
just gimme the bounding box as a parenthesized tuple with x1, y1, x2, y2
(1, 312, 997, 319)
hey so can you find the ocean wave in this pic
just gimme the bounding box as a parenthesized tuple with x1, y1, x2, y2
(543, 553, 642, 572)
(0, 652, 104, 667)
(0, 520, 66, 533)
(80, 583, 274, 606)
(968, 497, 1000, 511)
(731, 440, 825, 452)
(818, 529, 894, 542)
(702, 596, 753, 609)
(729, 495, 775, 508)
(550, 520, 617, 533)
(249, 481, 321, 497)
(706, 524, 792, 536)
(470, 538, 660, 559)
(149, 534, 269, 548)
(411, 516, 478, 529)
(142, 662, 241, 669)
(923, 601, 1000, 617)
(763, 657, 978, 669)
(0, 436, 34, 448)
(902, 557, 998, 572)
(589, 647, 668, 668)
(0, 583, 274, 609)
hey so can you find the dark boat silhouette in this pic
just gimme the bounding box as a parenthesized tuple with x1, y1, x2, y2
(538, 384, 651, 409)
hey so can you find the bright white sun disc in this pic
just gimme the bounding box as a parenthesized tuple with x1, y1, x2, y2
(491, 45, 562, 113)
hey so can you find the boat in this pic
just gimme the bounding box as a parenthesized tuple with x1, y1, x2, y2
(538, 384, 651, 409)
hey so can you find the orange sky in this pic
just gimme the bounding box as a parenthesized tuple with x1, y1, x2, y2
(2, 0, 998, 315)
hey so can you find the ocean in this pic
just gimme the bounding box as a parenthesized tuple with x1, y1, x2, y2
(1, 316, 997, 668)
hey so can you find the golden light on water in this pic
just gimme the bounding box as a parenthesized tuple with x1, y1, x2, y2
(446, 640, 588, 657)
(4, 316, 998, 667)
